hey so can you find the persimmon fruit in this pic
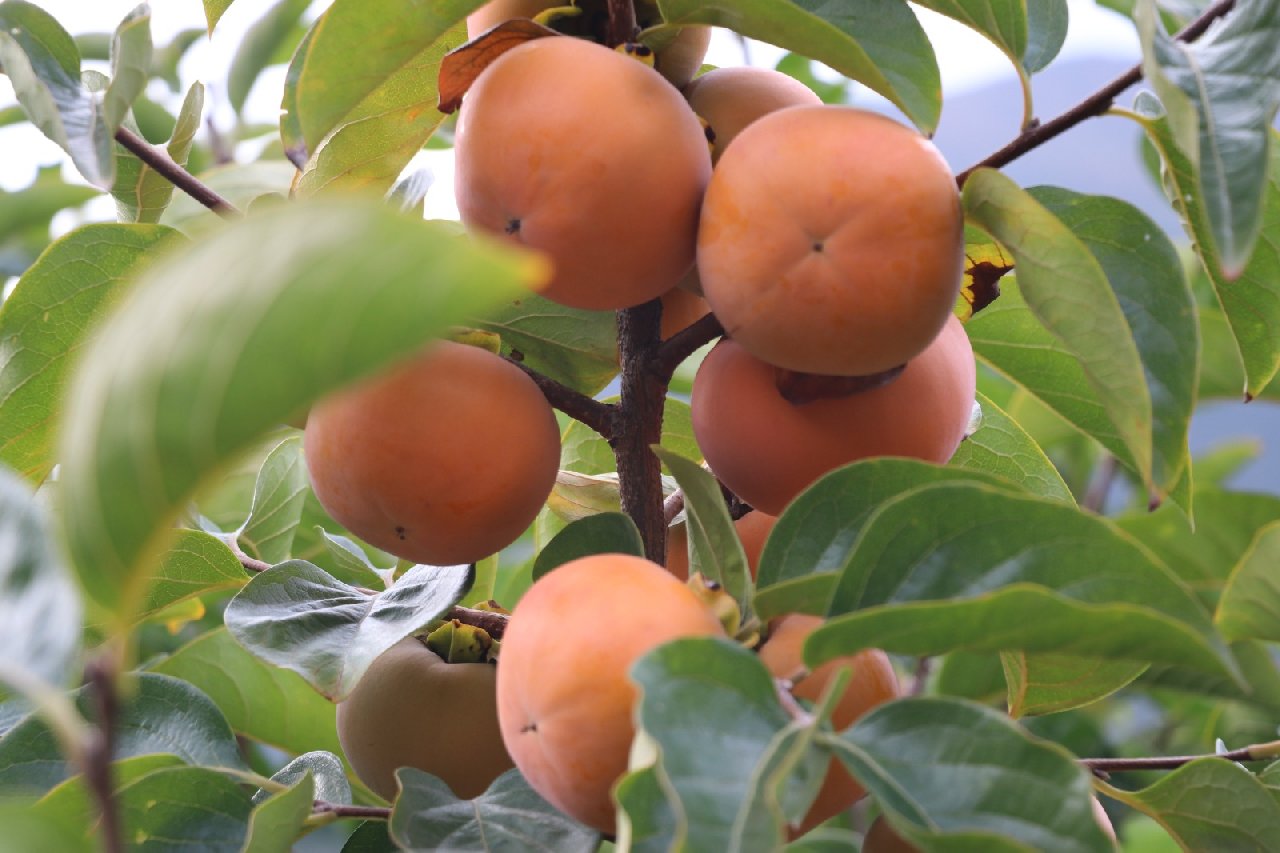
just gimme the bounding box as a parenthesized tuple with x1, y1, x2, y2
(495, 553, 725, 833)
(336, 638, 514, 800)
(683, 66, 822, 163)
(691, 314, 976, 515)
(664, 510, 776, 582)
(455, 39, 710, 311)
(697, 105, 964, 376)
(659, 285, 711, 340)
(758, 614, 900, 834)
(304, 341, 560, 565)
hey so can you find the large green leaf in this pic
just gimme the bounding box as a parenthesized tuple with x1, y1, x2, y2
(657, 0, 941, 133)
(1002, 652, 1145, 717)
(531, 512, 644, 582)
(56, 200, 545, 624)
(150, 627, 344, 760)
(1022, 0, 1069, 72)
(0, 223, 176, 482)
(473, 293, 618, 397)
(0, 166, 97, 257)
(390, 768, 599, 851)
(224, 561, 473, 701)
(228, 0, 310, 116)
(1216, 520, 1280, 643)
(0, 673, 244, 797)
(256, 751, 349, 805)
(112, 82, 203, 223)
(203, 0, 237, 32)
(243, 771, 314, 853)
(102, 4, 152, 132)
(236, 435, 307, 565)
(809, 480, 1236, 681)
(160, 161, 297, 236)
(963, 171, 1156, 495)
(132, 528, 247, 625)
(30, 755, 182, 844)
(1137, 0, 1280, 277)
(117, 766, 254, 852)
(949, 391, 1073, 503)
(828, 698, 1112, 851)
(281, 0, 482, 167)
(0, 466, 80, 690)
(1101, 758, 1280, 851)
(0, 801, 93, 853)
(0, 1, 113, 187)
(1134, 100, 1280, 397)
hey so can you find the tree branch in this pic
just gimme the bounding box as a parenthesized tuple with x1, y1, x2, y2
(114, 126, 239, 217)
(83, 656, 123, 853)
(604, 0, 637, 47)
(956, 0, 1236, 186)
(1083, 739, 1280, 774)
(312, 801, 392, 820)
(613, 300, 668, 561)
(651, 312, 724, 381)
(504, 356, 616, 440)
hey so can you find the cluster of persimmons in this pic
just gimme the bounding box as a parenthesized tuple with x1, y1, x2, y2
(304, 0, 985, 845)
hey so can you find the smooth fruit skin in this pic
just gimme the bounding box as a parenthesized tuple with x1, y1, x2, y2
(496, 554, 725, 833)
(659, 285, 710, 340)
(336, 638, 514, 801)
(691, 314, 976, 515)
(684, 66, 821, 163)
(697, 105, 964, 376)
(665, 510, 776, 582)
(305, 341, 560, 565)
(455, 37, 711, 310)
(758, 615, 900, 834)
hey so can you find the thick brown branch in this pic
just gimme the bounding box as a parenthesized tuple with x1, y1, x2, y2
(83, 657, 123, 853)
(113, 126, 239, 216)
(651, 312, 724, 381)
(604, 0, 637, 47)
(504, 356, 616, 440)
(956, 0, 1236, 186)
(1083, 740, 1280, 774)
(613, 300, 668, 561)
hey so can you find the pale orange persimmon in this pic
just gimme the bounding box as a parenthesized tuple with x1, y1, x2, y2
(336, 638, 513, 801)
(758, 614, 900, 835)
(691, 314, 976, 515)
(664, 510, 776, 581)
(862, 796, 1116, 850)
(304, 341, 560, 565)
(466, 1, 710, 88)
(697, 105, 964, 376)
(496, 554, 725, 833)
(684, 66, 821, 163)
(455, 36, 710, 311)
(659, 286, 711, 340)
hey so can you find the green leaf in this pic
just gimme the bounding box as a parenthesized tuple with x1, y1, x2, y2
(1134, 103, 1280, 398)
(243, 771, 314, 853)
(56, 200, 545, 624)
(0, 223, 176, 482)
(531, 513, 644, 582)
(255, 751, 349, 805)
(281, 0, 481, 167)
(0, 165, 97, 243)
(0, 673, 244, 797)
(103, 4, 152, 132)
(0, 1, 113, 187)
(342, 821, 397, 852)
(118, 766, 253, 852)
(828, 697, 1112, 851)
(1002, 652, 1145, 717)
(474, 293, 619, 397)
(228, 0, 310, 116)
(134, 528, 247, 625)
(620, 636, 829, 850)
(151, 627, 344, 760)
(237, 436, 307, 565)
(656, 0, 941, 133)
(204, 0, 237, 33)
(0, 466, 80, 690)
(112, 82, 204, 223)
(911, 2, 1026, 66)
(963, 171, 1156, 495)
(1022, 0, 1069, 72)
(653, 448, 752, 624)
(1029, 186, 1197, 503)
(390, 767, 599, 851)
(810, 480, 1237, 681)
(1101, 758, 1280, 851)
(31, 754, 183, 841)
(1137, 0, 1280, 277)
(754, 459, 1013, 621)
(949, 392, 1074, 503)
(225, 561, 473, 701)
(1216, 520, 1280, 642)
(0, 801, 93, 853)
(160, 161, 298, 235)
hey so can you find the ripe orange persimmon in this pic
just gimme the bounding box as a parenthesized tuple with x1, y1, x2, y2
(304, 341, 560, 565)
(336, 638, 513, 800)
(697, 105, 964, 376)
(664, 510, 776, 581)
(684, 66, 821, 163)
(691, 314, 976, 515)
(496, 554, 725, 833)
(758, 614, 900, 834)
(455, 37, 710, 310)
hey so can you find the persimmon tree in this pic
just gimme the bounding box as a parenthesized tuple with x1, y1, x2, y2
(1, 0, 1280, 851)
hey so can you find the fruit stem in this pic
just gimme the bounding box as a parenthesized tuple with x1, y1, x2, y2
(603, 0, 637, 47)
(614, 299, 668, 561)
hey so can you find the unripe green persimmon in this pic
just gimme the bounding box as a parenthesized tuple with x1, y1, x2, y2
(336, 638, 514, 801)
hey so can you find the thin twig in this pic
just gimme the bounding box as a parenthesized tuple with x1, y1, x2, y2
(956, 0, 1237, 186)
(312, 801, 392, 820)
(663, 489, 685, 525)
(909, 657, 931, 697)
(1083, 740, 1280, 773)
(651, 312, 724, 381)
(113, 126, 239, 216)
(504, 355, 616, 440)
(1081, 455, 1119, 514)
(83, 656, 123, 853)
